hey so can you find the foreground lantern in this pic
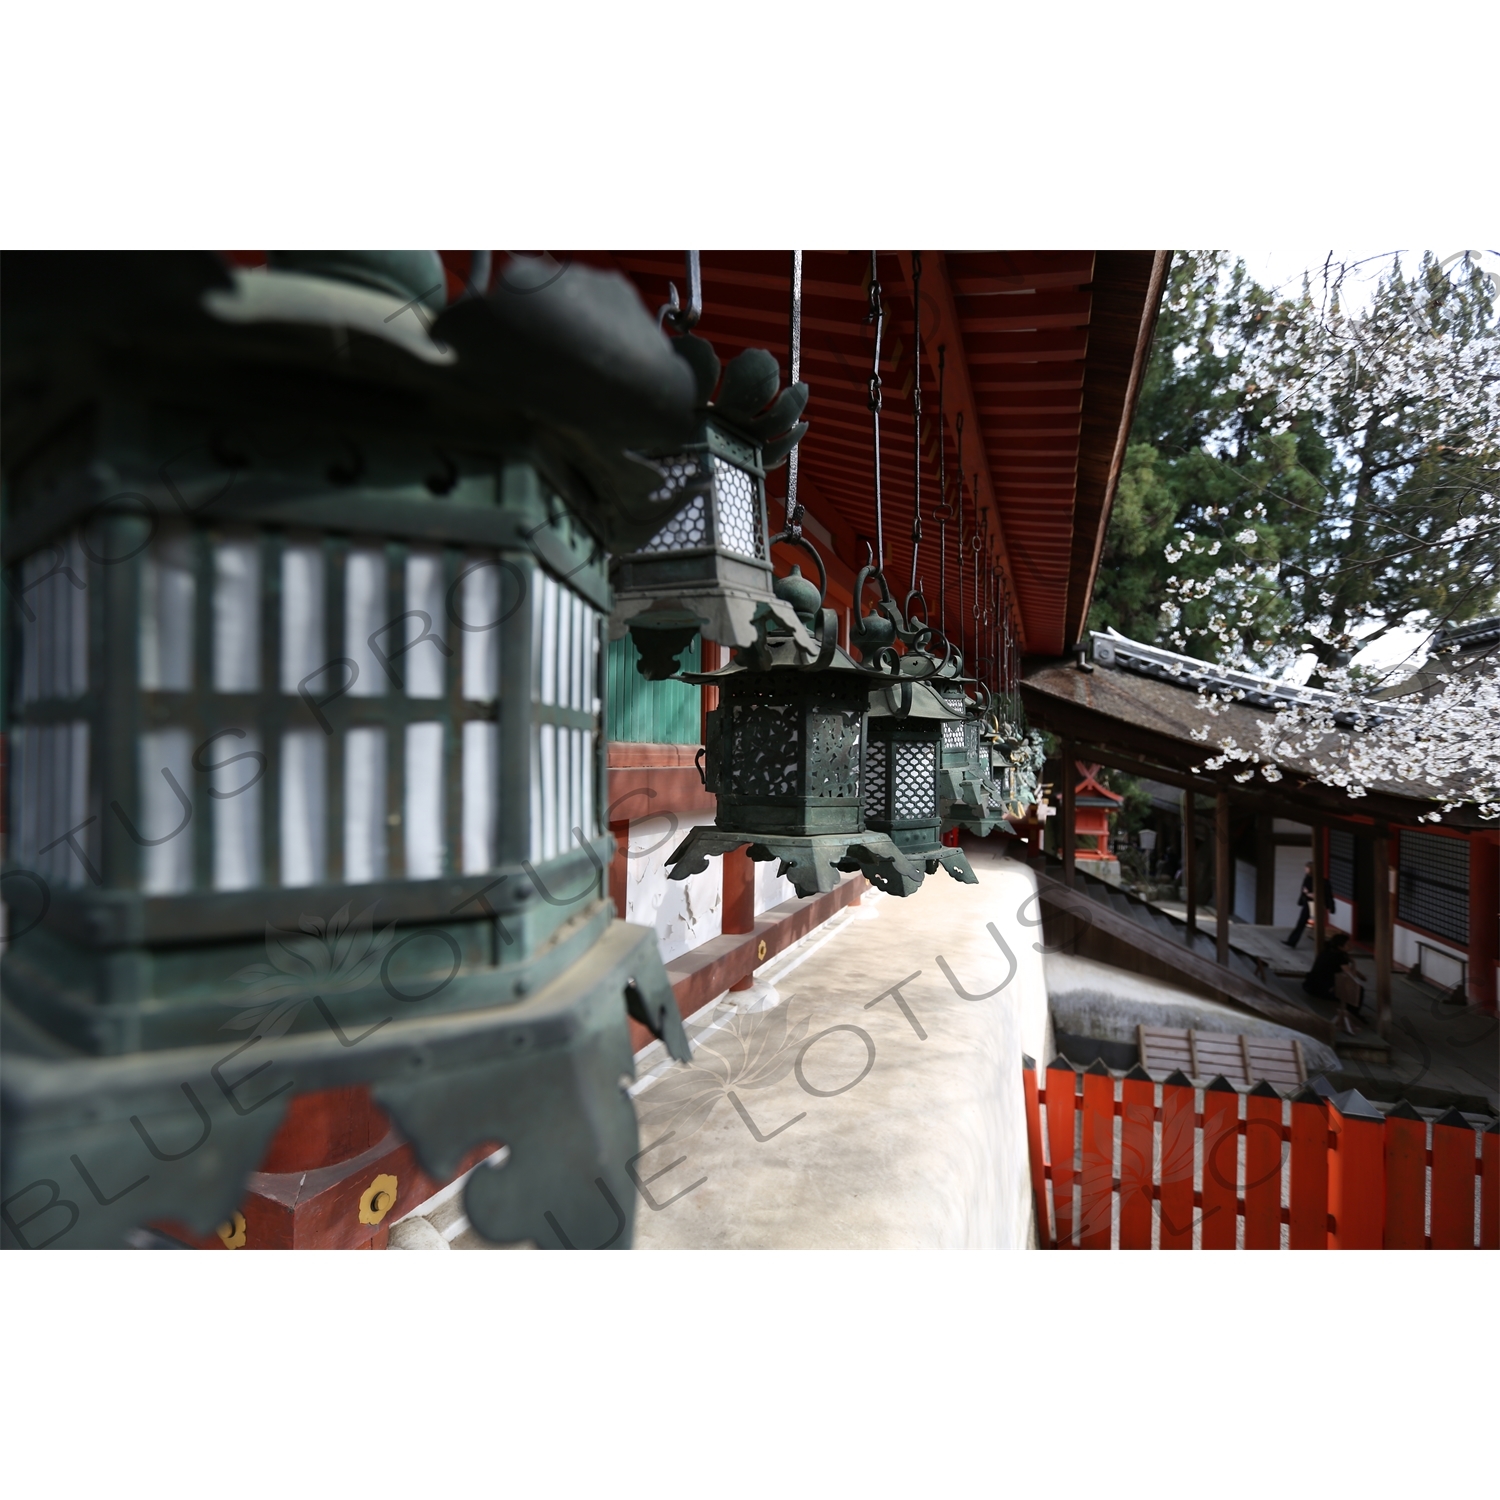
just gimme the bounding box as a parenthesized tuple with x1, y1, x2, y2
(665, 552, 924, 898)
(1, 250, 695, 1250)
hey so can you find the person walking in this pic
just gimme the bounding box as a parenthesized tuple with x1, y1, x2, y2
(1284, 861, 1334, 948)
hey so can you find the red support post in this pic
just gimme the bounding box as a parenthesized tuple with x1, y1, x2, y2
(1383, 1100, 1428, 1250)
(1482, 1121, 1499, 1252)
(1045, 1057, 1078, 1248)
(1158, 1071, 1195, 1249)
(1119, 1064, 1155, 1250)
(1079, 1059, 1115, 1250)
(1022, 1056, 1052, 1248)
(1200, 1076, 1239, 1250)
(1430, 1106, 1477, 1250)
(1327, 1089, 1384, 1250)
(1244, 1081, 1283, 1250)
(722, 845, 757, 991)
(1289, 1085, 1331, 1249)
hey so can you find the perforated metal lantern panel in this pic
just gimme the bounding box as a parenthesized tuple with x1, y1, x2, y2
(860, 679, 974, 885)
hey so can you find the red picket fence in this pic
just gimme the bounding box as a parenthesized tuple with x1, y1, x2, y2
(1022, 1055, 1500, 1250)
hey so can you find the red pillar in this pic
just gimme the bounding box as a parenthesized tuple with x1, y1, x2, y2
(608, 815, 630, 921)
(723, 847, 757, 990)
(156, 1086, 494, 1249)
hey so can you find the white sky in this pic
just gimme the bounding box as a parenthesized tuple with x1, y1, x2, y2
(1236, 249, 1500, 312)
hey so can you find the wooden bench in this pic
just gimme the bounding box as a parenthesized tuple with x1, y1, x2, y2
(1137, 1025, 1307, 1087)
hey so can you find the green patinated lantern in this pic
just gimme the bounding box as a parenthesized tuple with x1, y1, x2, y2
(609, 296, 816, 679)
(864, 676, 978, 889)
(987, 719, 1046, 820)
(665, 548, 924, 898)
(938, 683, 1014, 838)
(1, 250, 697, 1251)
(848, 569, 977, 889)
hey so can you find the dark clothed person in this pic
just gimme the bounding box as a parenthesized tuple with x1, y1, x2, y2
(1303, 935, 1354, 999)
(1285, 867, 1336, 948)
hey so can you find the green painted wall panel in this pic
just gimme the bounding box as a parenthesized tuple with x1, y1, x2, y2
(606, 634, 702, 743)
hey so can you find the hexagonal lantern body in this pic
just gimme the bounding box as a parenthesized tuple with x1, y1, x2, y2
(610, 420, 776, 676)
(608, 342, 814, 678)
(665, 582, 925, 900)
(864, 679, 976, 886)
(0, 251, 692, 1250)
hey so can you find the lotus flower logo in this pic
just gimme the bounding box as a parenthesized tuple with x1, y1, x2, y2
(223, 901, 398, 1038)
(635, 996, 810, 1146)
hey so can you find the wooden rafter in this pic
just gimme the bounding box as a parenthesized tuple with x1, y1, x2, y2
(892, 250, 1023, 650)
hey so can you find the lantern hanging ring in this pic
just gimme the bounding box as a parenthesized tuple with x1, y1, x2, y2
(659, 250, 703, 332)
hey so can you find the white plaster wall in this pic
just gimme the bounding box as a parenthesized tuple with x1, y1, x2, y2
(1394, 923, 1466, 978)
(629, 843, 1049, 1248)
(1233, 858, 1257, 923)
(1329, 897, 1353, 934)
(624, 815, 722, 964)
(1274, 845, 1312, 929)
(753, 854, 796, 915)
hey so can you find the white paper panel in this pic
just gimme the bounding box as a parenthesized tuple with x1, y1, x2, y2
(140, 728, 194, 894)
(280, 729, 327, 886)
(213, 538, 260, 693)
(280, 544, 325, 693)
(404, 721, 445, 878)
(345, 547, 388, 697)
(345, 726, 388, 883)
(211, 729, 263, 891)
(140, 532, 195, 692)
(404, 549, 446, 699)
(462, 720, 498, 873)
(461, 558, 500, 703)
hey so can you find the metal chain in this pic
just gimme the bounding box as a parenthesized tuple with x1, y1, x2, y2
(937, 344, 947, 646)
(955, 411, 965, 669)
(909, 252, 923, 596)
(868, 250, 885, 571)
(785, 249, 804, 535)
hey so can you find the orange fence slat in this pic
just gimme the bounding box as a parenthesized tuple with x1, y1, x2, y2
(1482, 1122, 1499, 1252)
(1045, 1057, 1078, 1249)
(1328, 1091, 1384, 1250)
(1430, 1107, 1476, 1251)
(1119, 1065, 1155, 1250)
(1200, 1076, 1239, 1250)
(1158, 1071, 1195, 1250)
(1289, 1086, 1330, 1250)
(1022, 1056, 1052, 1249)
(1383, 1101, 1427, 1250)
(1079, 1060, 1115, 1250)
(1244, 1081, 1283, 1250)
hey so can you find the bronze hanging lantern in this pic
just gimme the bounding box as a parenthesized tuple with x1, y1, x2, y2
(664, 543, 924, 898)
(1, 250, 696, 1251)
(609, 253, 818, 678)
(864, 670, 977, 887)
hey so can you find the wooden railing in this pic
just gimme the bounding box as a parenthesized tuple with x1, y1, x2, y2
(1022, 1056, 1499, 1249)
